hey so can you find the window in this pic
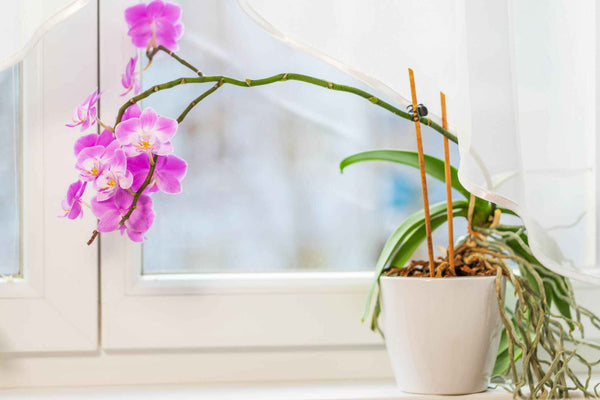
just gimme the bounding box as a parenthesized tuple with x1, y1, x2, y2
(98, 0, 466, 357)
(0, 65, 21, 277)
(16, 0, 600, 390)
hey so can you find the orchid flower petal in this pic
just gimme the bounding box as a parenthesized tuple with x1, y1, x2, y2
(155, 171, 182, 193)
(96, 209, 122, 232)
(66, 89, 102, 132)
(153, 141, 173, 156)
(124, 3, 148, 26)
(115, 118, 141, 145)
(160, 155, 187, 179)
(124, 1, 183, 50)
(122, 103, 142, 121)
(140, 108, 158, 132)
(154, 116, 178, 142)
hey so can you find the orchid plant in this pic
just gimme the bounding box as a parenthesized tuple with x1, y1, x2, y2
(62, 1, 186, 243)
(62, 1, 600, 398)
(62, 0, 457, 245)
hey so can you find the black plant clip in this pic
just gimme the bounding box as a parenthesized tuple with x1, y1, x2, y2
(407, 103, 428, 121)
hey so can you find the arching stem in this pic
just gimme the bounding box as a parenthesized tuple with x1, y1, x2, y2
(87, 55, 457, 245)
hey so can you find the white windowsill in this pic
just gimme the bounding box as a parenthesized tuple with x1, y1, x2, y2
(0, 381, 522, 400)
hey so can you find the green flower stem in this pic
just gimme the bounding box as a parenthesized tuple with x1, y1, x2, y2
(176, 79, 224, 123)
(118, 154, 158, 227)
(155, 45, 203, 77)
(113, 74, 458, 143)
(88, 57, 458, 245)
(142, 48, 457, 141)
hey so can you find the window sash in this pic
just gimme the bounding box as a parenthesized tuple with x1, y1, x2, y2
(0, 0, 98, 353)
(98, 0, 380, 350)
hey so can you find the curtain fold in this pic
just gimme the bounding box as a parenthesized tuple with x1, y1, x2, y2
(239, 0, 600, 283)
(0, 0, 89, 72)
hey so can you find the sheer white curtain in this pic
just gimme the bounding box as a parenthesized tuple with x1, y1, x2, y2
(0, 0, 89, 72)
(239, 0, 600, 283)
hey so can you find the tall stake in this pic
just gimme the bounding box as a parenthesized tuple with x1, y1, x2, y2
(408, 69, 435, 277)
(440, 92, 455, 275)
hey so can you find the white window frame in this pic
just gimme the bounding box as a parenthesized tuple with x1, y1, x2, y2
(0, 0, 599, 391)
(0, 1, 98, 353)
(99, 0, 380, 352)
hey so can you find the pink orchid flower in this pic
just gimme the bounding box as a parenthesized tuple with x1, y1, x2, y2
(75, 141, 119, 183)
(60, 180, 87, 220)
(125, 0, 184, 51)
(74, 129, 115, 156)
(66, 89, 102, 132)
(122, 103, 142, 121)
(91, 189, 155, 242)
(74, 105, 140, 157)
(115, 107, 177, 157)
(93, 150, 134, 201)
(121, 56, 141, 97)
(128, 153, 187, 194)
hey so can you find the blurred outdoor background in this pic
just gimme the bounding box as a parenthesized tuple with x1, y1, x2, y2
(140, 0, 464, 274)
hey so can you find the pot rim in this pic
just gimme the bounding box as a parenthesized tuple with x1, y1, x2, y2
(380, 275, 499, 282)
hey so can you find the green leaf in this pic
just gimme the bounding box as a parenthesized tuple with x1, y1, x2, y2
(367, 203, 468, 331)
(389, 204, 469, 268)
(371, 291, 383, 335)
(339, 149, 497, 228)
(340, 150, 470, 199)
(498, 207, 519, 217)
(493, 347, 523, 376)
(361, 200, 469, 323)
(553, 276, 573, 322)
(493, 349, 511, 377)
(493, 323, 523, 376)
(497, 329, 509, 354)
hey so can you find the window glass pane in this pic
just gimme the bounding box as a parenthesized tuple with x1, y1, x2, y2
(141, 1, 461, 273)
(0, 65, 21, 276)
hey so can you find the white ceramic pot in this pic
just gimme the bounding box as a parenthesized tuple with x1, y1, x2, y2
(380, 275, 504, 395)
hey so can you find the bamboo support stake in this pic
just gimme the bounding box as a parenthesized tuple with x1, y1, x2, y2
(440, 92, 455, 275)
(408, 69, 435, 277)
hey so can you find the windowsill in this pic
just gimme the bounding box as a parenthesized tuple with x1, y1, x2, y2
(0, 381, 520, 400)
